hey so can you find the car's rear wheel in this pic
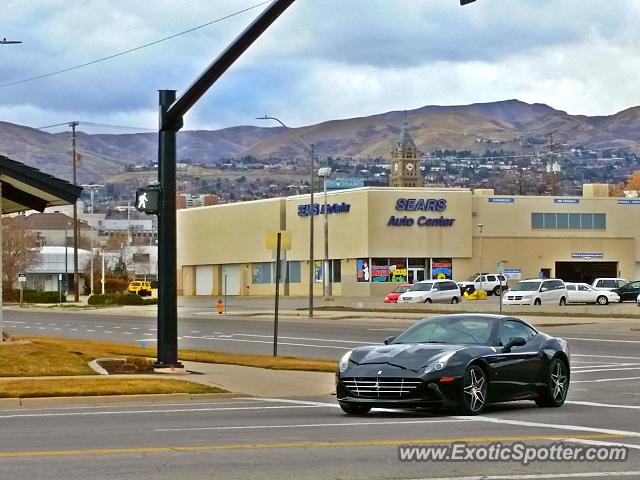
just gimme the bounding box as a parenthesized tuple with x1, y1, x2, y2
(458, 364, 487, 415)
(424, 298, 432, 303)
(534, 298, 542, 306)
(596, 295, 608, 305)
(535, 357, 569, 408)
(492, 286, 501, 296)
(559, 297, 566, 306)
(339, 403, 371, 415)
(451, 296, 459, 304)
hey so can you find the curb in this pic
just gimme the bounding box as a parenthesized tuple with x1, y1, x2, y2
(1, 392, 241, 408)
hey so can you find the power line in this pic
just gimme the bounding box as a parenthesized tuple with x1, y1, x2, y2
(38, 120, 155, 132)
(0, 1, 270, 88)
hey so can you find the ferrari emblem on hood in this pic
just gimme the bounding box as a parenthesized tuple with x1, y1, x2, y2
(378, 370, 383, 375)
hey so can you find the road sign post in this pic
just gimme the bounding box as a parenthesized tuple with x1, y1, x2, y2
(18, 273, 26, 307)
(266, 231, 291, 357)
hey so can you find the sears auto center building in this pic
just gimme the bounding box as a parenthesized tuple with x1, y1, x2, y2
(177, 183, 636, 297)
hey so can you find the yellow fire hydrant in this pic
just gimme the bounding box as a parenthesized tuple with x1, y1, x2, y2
(217, 299, 223, 315)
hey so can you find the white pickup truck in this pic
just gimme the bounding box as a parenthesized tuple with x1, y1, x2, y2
(457, 273, 507, 296)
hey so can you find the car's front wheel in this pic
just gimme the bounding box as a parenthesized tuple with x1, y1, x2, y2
(535, 357, 569, 408)
(534, 298, 542, 306)
(596, 295, 608, 305)
(339, 403, 371, 415)
(424, 298, 432, 303)
(458, 364, 487, 415)
(451, 296, 459, 304)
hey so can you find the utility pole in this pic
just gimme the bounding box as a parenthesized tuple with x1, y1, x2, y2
(545, 131, 560, 196)
(70, 121, 80, 301)
(308, 143, 315, 317)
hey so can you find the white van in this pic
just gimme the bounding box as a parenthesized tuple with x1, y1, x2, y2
(398, 279, 461, 304)
(503, 279, 568, 306)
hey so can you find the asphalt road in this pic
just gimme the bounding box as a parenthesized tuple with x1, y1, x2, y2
(3, 308, 640, 478)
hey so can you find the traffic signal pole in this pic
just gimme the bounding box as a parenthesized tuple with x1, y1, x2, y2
(154, 0, 296, 369)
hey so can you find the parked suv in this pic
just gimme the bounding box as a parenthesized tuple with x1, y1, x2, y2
(503, 279, 568, 306)
(614, 280, 640, 302)
(457, 273, 507, 296)
(398, 279, 461, 304)
(128, 281, 152, 296)
(592, 278, 628, 291)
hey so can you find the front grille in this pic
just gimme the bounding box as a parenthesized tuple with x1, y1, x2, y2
(507, 295, 523, 300)
(342, 377, 422, 398)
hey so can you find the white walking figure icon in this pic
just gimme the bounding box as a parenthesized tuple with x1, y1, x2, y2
(138, 192, 149, 209)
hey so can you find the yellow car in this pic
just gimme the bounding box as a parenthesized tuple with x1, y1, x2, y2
(128, 281, 152, 296)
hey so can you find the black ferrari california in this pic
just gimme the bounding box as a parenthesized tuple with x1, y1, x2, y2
(336, 314, 569, 415)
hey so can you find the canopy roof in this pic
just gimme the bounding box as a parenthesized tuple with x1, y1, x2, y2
(0, 155, 82, 214)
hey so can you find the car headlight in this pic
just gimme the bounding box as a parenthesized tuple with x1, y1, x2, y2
(339, 351, 352, 373)
(424, 351, 456, 374)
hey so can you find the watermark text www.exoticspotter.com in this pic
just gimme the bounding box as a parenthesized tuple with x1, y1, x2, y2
(398, 442, 629, 465)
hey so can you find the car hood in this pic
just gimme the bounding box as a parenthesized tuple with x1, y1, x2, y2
(400, 291, 427, 297)
(349, 343, 462, 372)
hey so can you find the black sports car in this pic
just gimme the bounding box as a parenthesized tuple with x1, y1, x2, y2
(336, 314, 569, 415)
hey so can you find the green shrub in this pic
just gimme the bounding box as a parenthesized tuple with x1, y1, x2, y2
(88, 294, 112, 305)
(114, 294, 144, 306)
(143, 298, 158, 305)
(23, 290, 65, 303)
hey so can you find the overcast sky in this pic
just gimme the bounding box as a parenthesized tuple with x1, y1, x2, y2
(2, 0, 640, 133)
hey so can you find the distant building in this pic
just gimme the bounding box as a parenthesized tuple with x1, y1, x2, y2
(15, 212, 96, 247)
(177, 194, 219, 209)
(389, 120, 423, 188)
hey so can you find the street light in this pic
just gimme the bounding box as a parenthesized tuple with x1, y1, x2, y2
(477, 224, 484, 292)
(0, 38, 22, 44)
(256, 115, 316, 317)
(100, 241, 107, 295)
(318, 167, 332, 298)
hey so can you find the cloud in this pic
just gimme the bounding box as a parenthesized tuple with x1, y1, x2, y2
(2, 0, 640, 131)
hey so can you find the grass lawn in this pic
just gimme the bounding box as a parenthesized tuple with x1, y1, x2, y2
(0, 336, 337, 378)
(0, 378, 222, 398)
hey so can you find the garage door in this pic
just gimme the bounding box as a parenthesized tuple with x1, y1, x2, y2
(222, 265, 241, 296)
(195, 265, 214, 296)
(555, 261, 617, 284)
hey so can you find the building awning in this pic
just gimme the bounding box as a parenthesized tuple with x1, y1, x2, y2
(0, 155, 83, 214)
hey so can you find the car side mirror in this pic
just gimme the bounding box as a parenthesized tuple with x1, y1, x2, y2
(502, 336, 526, 353)
(540, 287, 548, 292)
(384, 336, 396, 345)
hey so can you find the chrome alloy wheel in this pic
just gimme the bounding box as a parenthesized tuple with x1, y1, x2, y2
(550, 360, 568, 402)
(463, 366, 487, 413)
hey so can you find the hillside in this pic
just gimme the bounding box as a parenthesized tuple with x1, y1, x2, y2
(1, 99, 639, 182)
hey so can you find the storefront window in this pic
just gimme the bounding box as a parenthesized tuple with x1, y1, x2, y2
(593, 213, 606, 229)
(408, 258, 426, 268)
(332, 260, 341, 283)
(252, 262, 272, 284)
(389, 258, 408, 282)
(432, 258, 453, 279)
(370, 258, 390, 282)
(287, 261, 301, 283)
(356, 258, 370, 282)
(556, 213, 569, 229)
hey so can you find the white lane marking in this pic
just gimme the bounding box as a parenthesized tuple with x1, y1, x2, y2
(239, 398, 339, 408)
(53, 328, 61, 331)
(35, 323, 41, 325)
(180, 336, 351, 350)
(572, 363, 640, 369)
(4, 321, 26, 324)
(0, 405, 325, 420)
(407, 471, 640, 480)
(554, 437, 640, 451)
(143, 333, 154, 336)
(573, 376, 640, 384)
(23, 326, 31, 329)
(48, 323, 57, 326)
(567, 337, 640, 344)
(571, 367, 640, 374)
(113, 327, 121, 329)
(458, 415, 640, 438)
(123, 332, 133, 335)
(64, 324, 72, 327)
(70, 328, 77, 331)
(368, 328, 403, 332)
(136, 338, 157, 342)
(37, 327, 46, 330)
(149, 328, 157, 331)
(190, 331, 201, 334)
(572, 354, 640, 360)
(232, 333, 376, 345)
(104, 331, 114, 334)
(95, 325, 104, 328)
(156, 419, 469, 432)
(131, 327, 140, 330)
(86, 329, 95, 332)
(567, 401, 640, 410)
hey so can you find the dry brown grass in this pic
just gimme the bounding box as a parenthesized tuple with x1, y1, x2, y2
(0, 336, 337, 377)
(0, 378, 222, 398)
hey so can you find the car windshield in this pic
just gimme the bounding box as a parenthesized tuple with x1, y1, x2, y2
(466, 274, 479, 281)
(393, 285, 410, 293)
(408, 282, 433, 292)
(131, 282, 141, 286)
(392, 315, 495, 345)
(511, 281, 541, 292)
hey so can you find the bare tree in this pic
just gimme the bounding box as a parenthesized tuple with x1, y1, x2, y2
(2, 217, 40, 287)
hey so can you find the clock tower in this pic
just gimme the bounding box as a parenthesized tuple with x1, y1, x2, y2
(389, 120, 422, 187)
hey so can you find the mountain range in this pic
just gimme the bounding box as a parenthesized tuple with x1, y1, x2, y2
(2, 99, 640, 183)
